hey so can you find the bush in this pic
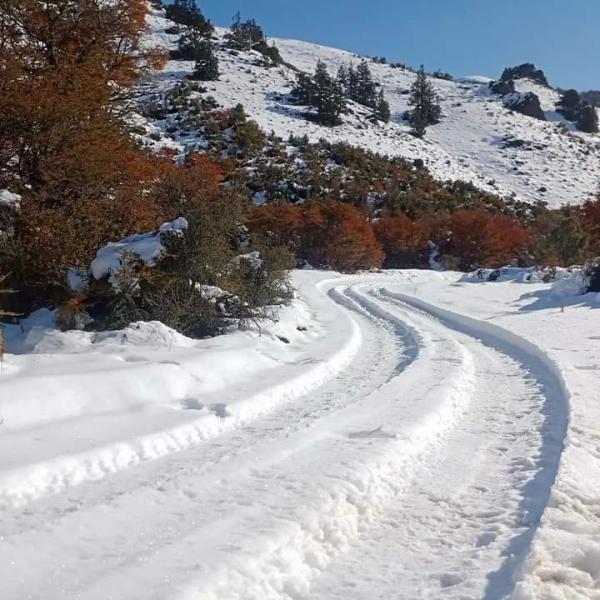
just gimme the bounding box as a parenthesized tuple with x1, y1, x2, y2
(434, 209, 531, 270)
(375, 212, 430, 268)
(582, 198, 600, 256)
(88, 188, 293, 337)
(249, 200, 384, 272)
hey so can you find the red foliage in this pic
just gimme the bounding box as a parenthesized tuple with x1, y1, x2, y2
(375, 212, 430, 267)
(248, 200, 384, 272)
(582, 198, 600, 256)
(435, 209, 531, 270)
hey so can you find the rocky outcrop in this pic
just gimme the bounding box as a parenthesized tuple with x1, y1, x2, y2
(500, 63, 549, 87)
(503, 92, 546, 121)
(489, 79, 515, 96)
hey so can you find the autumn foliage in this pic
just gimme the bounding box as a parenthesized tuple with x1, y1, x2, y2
(436, 209, 532, 270)
(582, 198, 600, 256)
(375, 212, 430, 268)
(249, 200, 384, 272)
(0, 0, 167, 304)
(374, 209, 532, 270)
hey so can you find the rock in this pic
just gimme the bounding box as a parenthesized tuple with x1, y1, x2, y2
(503, 92, 546, 121)
(500, 63, 549, 87)
(489, 79, 515, 96)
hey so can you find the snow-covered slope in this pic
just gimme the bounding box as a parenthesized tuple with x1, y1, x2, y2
(143, 8, 600, 208)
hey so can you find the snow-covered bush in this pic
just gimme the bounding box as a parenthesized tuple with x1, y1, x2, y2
(83, 197, 293, 337)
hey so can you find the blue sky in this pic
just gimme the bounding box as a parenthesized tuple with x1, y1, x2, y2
(199, 0, 600, 90)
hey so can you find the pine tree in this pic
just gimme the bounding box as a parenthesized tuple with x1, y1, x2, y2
(191, 39, 219, 81)
(374, 89, 391, 123)
(337, 65, 349, 92)
(577, 104, 599, 134)
(312, 61, 346, 125)
(295, 62, 345, 126)
(227, 13, 264, 51)
(408, 66, 441, 138)
(355, 61, 377, 107)
(346, 65, 359, 101)
(547, 210, 589, 265)
(166, 0, 213, 36)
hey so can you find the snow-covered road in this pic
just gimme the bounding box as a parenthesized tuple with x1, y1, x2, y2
(0, 273, 576, 599)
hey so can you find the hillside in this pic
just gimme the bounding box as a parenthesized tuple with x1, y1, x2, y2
(140, 7, 600, 208)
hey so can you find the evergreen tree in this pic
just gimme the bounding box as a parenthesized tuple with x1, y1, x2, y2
(558, 89, 582, 121)
(355, 61, 377, 107)
(577, 104, 599, 133)
(294, 62, 345, 125)
(337, 65, 349, 92)
(227, 12, 264, 51)
(374, 89, 391, 123)
(547, 210, 589, 265)
(408, 66, 441, 138)
(191, 39, 219, 81)
(294, 72, 316, 106)
(166, 0, 213, 36)
(312, 61, 346, 125)
(346, 65, 359, 101)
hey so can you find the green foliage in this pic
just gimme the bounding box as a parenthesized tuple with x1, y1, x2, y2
(166, 0, 213, 36)
(374, 89, 391, 123)
(91, 196, 292, 337)
(408, 66, 441, 138)
(190, 39, 219, 81)
(294, 61, 346, 125)
(539, 209, 589, 265)
(576, 104, 599, 133)
(557, 89, 598, 133)
(225, 13, 282, 64)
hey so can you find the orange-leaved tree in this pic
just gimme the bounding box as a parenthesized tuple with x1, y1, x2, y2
(0, 0, 166, 306)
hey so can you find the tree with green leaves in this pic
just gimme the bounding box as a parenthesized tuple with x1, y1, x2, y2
(191, 39, 219, 81)
(374, 89, 391, 123)
(227, 12, 264, 51)
(355, 61, 377, 107)
(166, 0, 213, 36)
(408, 66, 441, 138)
(295, 61, 346, 126)
(577, 104, 599, 133)
(547, 209, 589, 265)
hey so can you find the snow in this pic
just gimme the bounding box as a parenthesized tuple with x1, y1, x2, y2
(90, 217, 188, 280)
(0, 188, 20, 207)
(1, 268, 599, 598)
(140, 8, 600, 208)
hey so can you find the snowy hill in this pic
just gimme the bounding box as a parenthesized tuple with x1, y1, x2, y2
(142, 8, 600, 208)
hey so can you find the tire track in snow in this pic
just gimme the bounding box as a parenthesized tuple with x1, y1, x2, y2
(0, 283, 472, 600)
(0, 279, 567, 600)
(0, 282, 370, 511)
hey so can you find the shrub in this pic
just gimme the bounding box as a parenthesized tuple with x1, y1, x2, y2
(435, 209, 531, 270)
(249, 200, 384, 272)
(582, 198, 600, 256)
(90, 190, 293, 337)
(375, 212, 430, 268)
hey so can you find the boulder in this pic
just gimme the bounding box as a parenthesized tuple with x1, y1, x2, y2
(503, 92, 546, 121)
